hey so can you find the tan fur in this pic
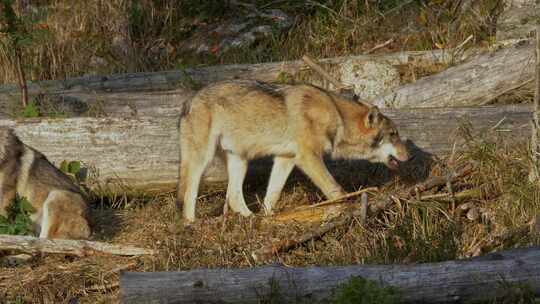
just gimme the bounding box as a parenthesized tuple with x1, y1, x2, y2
(0, 128, 90, 239)
(177, 80, 410, 222)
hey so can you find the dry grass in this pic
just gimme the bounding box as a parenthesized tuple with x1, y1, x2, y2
(0, 0, 505, 85)
(1, 133, 539, 303)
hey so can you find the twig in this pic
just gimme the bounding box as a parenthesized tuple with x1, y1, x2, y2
(86, 282, 119, 292)
(406, 162, 474, 197)
(306, 187, 378, 208)
(414, 188, 483, 202)
(454, 34, 474, 53)
(490, 117, 507, 130)
(365, 38, 394, 54)
(252, 207, 364, 261)
(480, 78, 533, 106)
(359, 193, 368, 225)
(302, 55, 349, 92)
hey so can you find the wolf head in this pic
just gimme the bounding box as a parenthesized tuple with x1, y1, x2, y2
(362, 106, 410, 169)
(334, 104, 410, 170)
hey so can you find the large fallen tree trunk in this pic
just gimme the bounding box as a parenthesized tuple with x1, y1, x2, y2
(0, 50, 454, 94)
(373, 41, 535, 108)
(0, 235, 154, 256)
(0, 104, 531, 192)
(0, 42, 531, 118)
(0, 50, 465, 118)
(120, 246, 540, 303)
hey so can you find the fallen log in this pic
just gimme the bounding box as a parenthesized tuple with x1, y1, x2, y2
(373, 41, 536, 108)
(120, 246, 540, 303)
(0, 49, 464, 118)
(0, 50, 455, 94)
(0, 234, 154, 256)
(0, 104, 530, 192)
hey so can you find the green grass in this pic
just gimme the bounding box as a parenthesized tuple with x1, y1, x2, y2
(331, 277, 399, 304)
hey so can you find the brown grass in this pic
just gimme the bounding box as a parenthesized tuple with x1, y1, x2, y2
(1, 132, 539, 303)
(0, 0, 505, 85)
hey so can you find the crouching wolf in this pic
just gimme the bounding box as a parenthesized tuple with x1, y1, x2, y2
(177, 80, 410, 222)
(0, 128, 91, 239)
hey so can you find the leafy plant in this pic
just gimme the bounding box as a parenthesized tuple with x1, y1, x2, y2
(21, 100, 39, 118)
(331, 277, 399, 304)
(60, 160, 84, 182)
(0, 195, 35, 235)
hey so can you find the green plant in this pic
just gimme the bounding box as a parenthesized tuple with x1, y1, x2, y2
(0, 195, 35, 235)
(21, 100, 39, 117)
(60, 159, 84, 182)
(331, 277, 399, 304)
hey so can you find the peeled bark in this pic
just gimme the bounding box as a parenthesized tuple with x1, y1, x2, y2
(120, 246, 540, 303)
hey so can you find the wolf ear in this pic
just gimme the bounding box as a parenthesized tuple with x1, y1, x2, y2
(364, 106, 381, 129)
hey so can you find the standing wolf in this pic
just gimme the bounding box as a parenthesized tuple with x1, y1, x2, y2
(177, 80, 410, 222)
(0, 128, 91, 239)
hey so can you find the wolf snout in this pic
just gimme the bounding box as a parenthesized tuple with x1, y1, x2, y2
(396, 144, 410, 162)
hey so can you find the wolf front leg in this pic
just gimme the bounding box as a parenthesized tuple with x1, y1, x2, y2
(263, 156, 295, 215)
(295, 152, 345, 200)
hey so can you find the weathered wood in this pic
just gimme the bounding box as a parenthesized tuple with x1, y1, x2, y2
(0, 105, 530, 192)
(0, 234, 154, 256)
(373, 42, 536, 108)
(497, 0, 539, 41)
(0, 50, 462, 118)
(120, 246, 540, 303)
(0, 50, 456, 95)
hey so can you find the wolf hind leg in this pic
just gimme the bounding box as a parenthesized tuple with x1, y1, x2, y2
(179, 137, 219, 223)
(39, 191, 90, 240)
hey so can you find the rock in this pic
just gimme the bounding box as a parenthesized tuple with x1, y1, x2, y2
(180, 9, 293, 56)
(339, 60, 400, 101)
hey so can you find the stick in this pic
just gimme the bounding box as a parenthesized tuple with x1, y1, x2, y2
(406, 162, 474, 197)
(252, 207, 364, 261)
(0, 234, 155, 257)
(305, 187, 378, 209)
(479, 78, 533, 106)
(359, 193, 368, 225)
(302, 55, 348, 91)
(365, 38, 394, 54)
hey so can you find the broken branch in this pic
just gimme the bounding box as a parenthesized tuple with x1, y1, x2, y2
(0, 234, 155, 257)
